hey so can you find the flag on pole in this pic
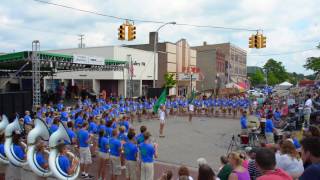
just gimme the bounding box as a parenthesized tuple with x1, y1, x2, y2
(153, 88, 167, 113)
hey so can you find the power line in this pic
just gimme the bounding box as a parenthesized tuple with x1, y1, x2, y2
(0, 22, 77, 36)
(34, 0, 259, 32)
(249, 48, 318, 56)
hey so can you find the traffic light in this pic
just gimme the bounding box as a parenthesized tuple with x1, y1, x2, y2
(118, 25, 126, 40)
(249, 35, 259, 48)
(249, 35, 255, 48)
(128, 25, 136, 41)
(261, 35, 266, 48)
(256, 34, 262, 49)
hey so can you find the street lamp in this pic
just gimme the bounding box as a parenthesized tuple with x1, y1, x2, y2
(153, 21, 176, 88)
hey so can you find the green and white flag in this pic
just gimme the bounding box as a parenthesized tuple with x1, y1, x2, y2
(153, 88, 167, 113)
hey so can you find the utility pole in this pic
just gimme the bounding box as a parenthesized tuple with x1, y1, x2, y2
(78, 34, 85, 48)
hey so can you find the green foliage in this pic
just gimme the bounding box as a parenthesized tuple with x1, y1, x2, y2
(263, 59, 288, 85)
(304, 44, 320, 75)
(287, 72, 305, 85)
(304, 57, 320, 73)
(305, 74, 316, 80)
(164, 73, 177, 88)
(267, 72, 279, 86)
(249, 70, 265, 86)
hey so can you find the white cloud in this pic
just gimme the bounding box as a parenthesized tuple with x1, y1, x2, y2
(0, 0, 319, 74)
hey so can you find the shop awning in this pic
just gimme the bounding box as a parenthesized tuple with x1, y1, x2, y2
(0, 51, 128, 70)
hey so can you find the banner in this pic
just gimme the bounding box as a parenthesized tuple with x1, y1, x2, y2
(153, 88, 167, 113)
(73, 54, 105, 65)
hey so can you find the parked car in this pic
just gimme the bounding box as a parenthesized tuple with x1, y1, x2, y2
(247, 89, 264, 97)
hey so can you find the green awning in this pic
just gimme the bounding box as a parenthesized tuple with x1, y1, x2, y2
(0, 51, 128, 66)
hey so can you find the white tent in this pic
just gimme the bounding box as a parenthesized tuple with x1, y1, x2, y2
(279, 81, 293, 86)
(277, 81, 293, 90)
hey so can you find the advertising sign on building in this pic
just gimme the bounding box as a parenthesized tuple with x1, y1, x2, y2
(73, 54, 105, 65)
(178, 73, 199, 81)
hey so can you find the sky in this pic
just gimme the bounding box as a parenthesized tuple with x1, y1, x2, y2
(0, 0, 320, 75)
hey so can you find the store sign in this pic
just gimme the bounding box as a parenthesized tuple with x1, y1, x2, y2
(178, 73, 199, 81)
(73, 54, 105, 65)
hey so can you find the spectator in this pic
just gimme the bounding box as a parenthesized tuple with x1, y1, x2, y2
(197, 157, 208, 167)
(198, 164, 216, 180)
(159, 170, 173, 180)
(217, 156, 232, 180)
(255, 148, 292, 180)
(299, 137, 320, 180)
(309, 125, 320, 137)
(139, 131, 158, 180)
(275, 140, 304, 178)
(303, 94, 312, 130)
(227, 152, 250, 180)
(178, 166, 193, 180)
(239, 151, 249, 169)
(247, 147, 261, 180)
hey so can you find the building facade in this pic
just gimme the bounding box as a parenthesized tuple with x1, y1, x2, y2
(44, 46, 156, 97)
(193, 42, 247, 85)
(126, 32, 197, 96)
(192, 43, 226, 91)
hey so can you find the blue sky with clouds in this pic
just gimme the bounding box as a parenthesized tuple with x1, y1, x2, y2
(0, 0, 319, 74)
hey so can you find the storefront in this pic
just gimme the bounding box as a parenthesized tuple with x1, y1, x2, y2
(43, 46, 156, 98)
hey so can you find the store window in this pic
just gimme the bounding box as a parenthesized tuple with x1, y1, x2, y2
(74, 79, 93, 91)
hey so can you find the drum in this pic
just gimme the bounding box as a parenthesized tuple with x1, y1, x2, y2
(260, 121, 266, 135)
(274, 134, 283, 143)
(240, 135, 249, 145)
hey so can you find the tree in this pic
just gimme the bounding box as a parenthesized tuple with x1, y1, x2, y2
(263, 59, 288, 85)
(163, 73, 177, 88)
(304, 57, 320, 74)
(267, 72, 278, 86)
(287, 72, 305, 85)
(249, 70, 265, 86)
(304, 43, 320, 75)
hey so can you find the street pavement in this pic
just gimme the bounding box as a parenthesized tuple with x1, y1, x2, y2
(1, 115, 240, 179)
(130, 115, 240, 171)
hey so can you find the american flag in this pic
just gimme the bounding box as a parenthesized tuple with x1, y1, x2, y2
(129, 62, 134, 76)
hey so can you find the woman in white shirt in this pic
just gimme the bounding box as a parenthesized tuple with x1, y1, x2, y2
(276, 140, 304, 179)
(159, 105, 166, 138)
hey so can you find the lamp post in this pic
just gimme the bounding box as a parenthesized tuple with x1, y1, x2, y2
(190, 72, 193, 95)
(153, 22, 176, 88)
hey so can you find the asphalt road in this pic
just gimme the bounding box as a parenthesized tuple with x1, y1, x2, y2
(1, 115, 241, 179)
(131, 115, 241, 171)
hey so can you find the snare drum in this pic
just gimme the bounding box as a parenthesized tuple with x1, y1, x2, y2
(240, 135, 249, 145)
(274, 131, 283, 143)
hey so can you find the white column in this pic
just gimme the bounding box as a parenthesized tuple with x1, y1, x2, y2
(92, 79, 100, 94)
(124, 80, 127, 98)
(140, 80, 142, 96)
